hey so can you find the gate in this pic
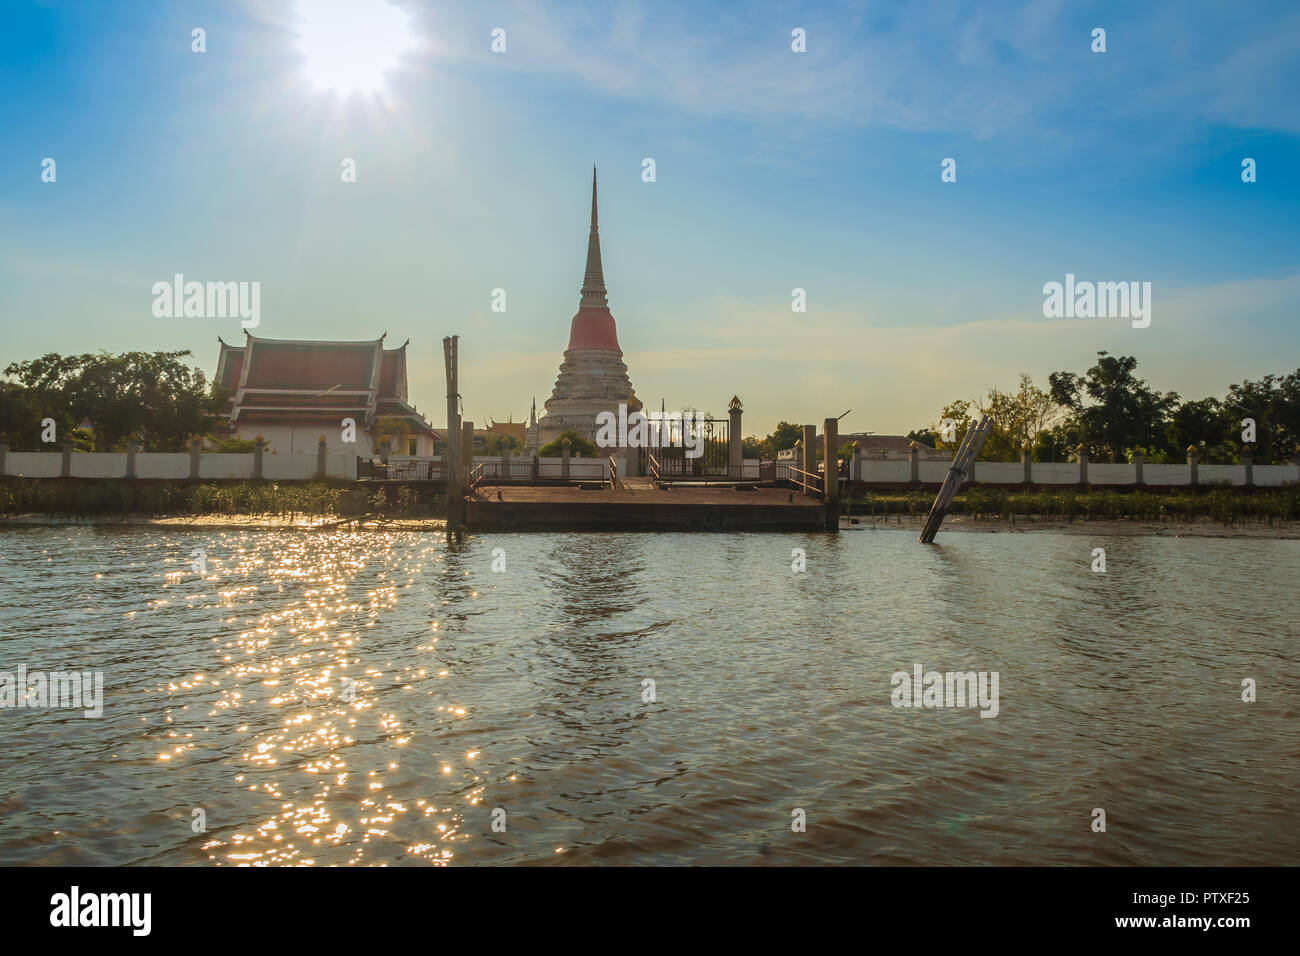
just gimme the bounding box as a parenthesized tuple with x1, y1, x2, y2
(641, 416, 730, 479)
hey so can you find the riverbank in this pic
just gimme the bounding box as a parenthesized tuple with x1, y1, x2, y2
(0, 477, 443, 521)
(844, 512, 1300, 538)
(0, 513, 445, 530)
(3, 478, 1298, 536)
(848, 485, 1300, 524)
(3, 511, 1298, 538)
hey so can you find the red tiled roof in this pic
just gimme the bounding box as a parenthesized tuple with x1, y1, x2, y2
(216, 334, 430, 433)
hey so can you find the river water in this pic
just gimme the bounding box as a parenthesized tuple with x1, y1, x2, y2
(0, 525, 1295, 866)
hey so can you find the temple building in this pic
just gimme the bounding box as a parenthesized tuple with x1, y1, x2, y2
(213, 332, 439, 457)
(528, 168, 639, 453)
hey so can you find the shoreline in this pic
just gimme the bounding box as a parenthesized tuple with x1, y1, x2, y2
(844, 513, 1300, 538)
(1, 512, 1298, 537)
(0, 513, 446, 531)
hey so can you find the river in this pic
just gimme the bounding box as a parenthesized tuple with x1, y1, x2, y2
(0, 525, 1295, 865)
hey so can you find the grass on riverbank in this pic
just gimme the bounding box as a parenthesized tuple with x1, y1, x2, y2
(847, 485, 1300, 524)
(0, 479, 445, 518)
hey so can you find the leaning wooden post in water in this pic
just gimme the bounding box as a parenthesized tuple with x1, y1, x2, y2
(919, 415, 992, 544)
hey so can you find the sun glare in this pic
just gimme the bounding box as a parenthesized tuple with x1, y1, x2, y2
(296, 0, 416, 94)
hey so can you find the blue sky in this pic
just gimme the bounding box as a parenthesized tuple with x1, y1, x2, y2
(2, 0, 1298, 436)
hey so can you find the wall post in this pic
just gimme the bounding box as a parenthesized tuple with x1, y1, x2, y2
(1242, 448, 1253, 487)
(1021, 442, 1033, 487)
(316, 436, 328, 480)
(126, 437, 138, 479)
(0, 442, 8, 477)
(909, 441, 920, 484)
(61, 437, 73, 477)
(189, 436, 201, 479)
(561, 437, 571, 483)
(1133, 450, 1144, 487)
(253, 436, 265, 479)
(1187, 445, 1199, 487)
(1077, 444, 1088, 487)
(728, 396, 743, 480)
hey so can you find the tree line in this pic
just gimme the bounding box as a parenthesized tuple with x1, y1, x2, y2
(5, 349, 1297, 465)
(743, 353, 1300, 465)
(1, 351, 226, 452)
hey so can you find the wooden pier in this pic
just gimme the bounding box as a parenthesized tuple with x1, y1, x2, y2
(464, 480, 832, 532)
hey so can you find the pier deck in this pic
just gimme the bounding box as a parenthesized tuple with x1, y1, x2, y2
(464, 482, 832, 532)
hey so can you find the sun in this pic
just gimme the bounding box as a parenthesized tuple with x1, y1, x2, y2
(296, 0, 416, 95)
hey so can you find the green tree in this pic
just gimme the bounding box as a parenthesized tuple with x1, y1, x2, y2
(929, 399, 973, 453)
(4, 350, 223, 452)
(1048, 353, 1179, 462)
(0, 381, 50, 450)
(374, 415, 412, 456)
(742, 421, 802, 459)
(1225, 370, 1300, 463)
(974, 374, 1060, 461)
(482, 432, 521, 455)
(538, 429, 597, 457)
(1168, 398, 1235, 461)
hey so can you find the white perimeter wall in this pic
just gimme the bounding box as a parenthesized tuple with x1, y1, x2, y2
(4, 452, 62, 477)
(2, 451, 1294, 486)
(234, 422, 374, 458)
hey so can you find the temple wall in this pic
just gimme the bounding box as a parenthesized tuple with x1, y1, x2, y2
(232, 422, 375, 457)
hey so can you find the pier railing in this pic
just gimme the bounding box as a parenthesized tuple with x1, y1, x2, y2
(785, 465, 823, 496)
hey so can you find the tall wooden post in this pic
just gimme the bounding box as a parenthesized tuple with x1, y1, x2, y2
(443, 336, 461, 540)
(802, 424, 816, 490)
(461, 422, 474, 488)
(823, 417, 839, 506)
